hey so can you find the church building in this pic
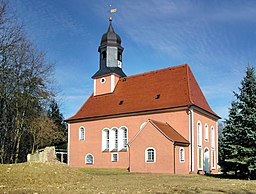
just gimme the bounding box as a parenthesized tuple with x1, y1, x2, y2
(66, 18, 220, 174)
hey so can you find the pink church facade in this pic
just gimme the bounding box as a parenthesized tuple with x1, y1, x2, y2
(66, 18, 220, 174)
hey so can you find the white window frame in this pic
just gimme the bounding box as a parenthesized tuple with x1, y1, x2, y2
(211, 126, 215, 149)
(118, 126, 128, 151)
(145, 147, 156, 163)
(197, 121, 202, 146)
(198, 147, 203, 170)
(111, 153, 118, 162)
(79, 126, 85, 141)
(179, 147, 185, 162)
(102, 128, 110, 151)
(204, 124, 209, 142)
(110, 127, 118, 151)
(85, 153, 94, 164)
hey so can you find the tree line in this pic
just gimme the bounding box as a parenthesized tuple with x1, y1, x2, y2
(0, 1, 66, 164)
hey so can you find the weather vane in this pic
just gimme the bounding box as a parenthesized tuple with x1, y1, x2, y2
(108, 3, 117, 21)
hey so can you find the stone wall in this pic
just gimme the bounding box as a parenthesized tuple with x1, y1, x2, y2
(27, 146, 56, 162)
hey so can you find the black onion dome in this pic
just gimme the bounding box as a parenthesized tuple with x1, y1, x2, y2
(100, 18, 121, 46)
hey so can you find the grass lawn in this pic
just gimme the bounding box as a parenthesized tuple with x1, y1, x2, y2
(0, 162, 256, 193)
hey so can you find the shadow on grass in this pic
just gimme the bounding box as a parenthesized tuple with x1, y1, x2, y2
(205, 173, 255, 180)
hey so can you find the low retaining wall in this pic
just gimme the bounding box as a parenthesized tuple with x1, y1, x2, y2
(27, 146, 56, 162)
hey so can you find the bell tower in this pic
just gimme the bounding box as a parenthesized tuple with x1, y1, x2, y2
(92, 17, 126, 96)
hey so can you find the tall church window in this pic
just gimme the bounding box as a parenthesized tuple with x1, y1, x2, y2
(211, 126, 215, 148)
(102, 126, 128, 152)
(102, 128, 110, 151)
(114, 129, 118, 150)
(211, 126, 215, 169)
(79, 127, 85, 141)
(118, 127, 128, 151)
(109, 127, 118, 151)
(197, 121, 202, 146)
(204, 124, 209, 141)
(197, 121, 203, 170)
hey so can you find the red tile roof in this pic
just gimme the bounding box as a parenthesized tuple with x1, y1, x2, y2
(149, 119, 189, 144)
(66, 64, 218, 122)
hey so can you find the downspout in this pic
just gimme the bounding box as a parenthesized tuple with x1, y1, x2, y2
(173, 143, 176, 174)
(128, 144, 131, 172)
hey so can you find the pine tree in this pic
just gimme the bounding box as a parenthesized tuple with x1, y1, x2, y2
(221, 66, 256, 179)
(47, 100, 67, 148)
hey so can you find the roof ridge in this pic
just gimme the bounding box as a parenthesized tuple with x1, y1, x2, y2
(186, 64, 194, 105)
(125, 64, 188, 79)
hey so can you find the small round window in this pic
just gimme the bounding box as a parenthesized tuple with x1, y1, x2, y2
(100, 78, 106, 84)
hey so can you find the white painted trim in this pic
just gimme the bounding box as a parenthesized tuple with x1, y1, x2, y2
(145, 147, 156, 163)
(189, 108, 194, 172)
(179, 147, 185, 163)
(79, 126, 85, 141)
(85, 153, 94, 164)
(119, 126, 128, 151)
(111, 153, 118, 162)
(198, 147, 203, 170)
(204, 124, 209, 142)
(211, 126, 215, 149)
(67, 123, 70, 165)
(102, 128, 110, 151)
(110, 127, 118, 151)
(94, 79, 96, 96)
(197, 120, 202, 146)
(203, 147, 210, 173)
(111, 74, 115, 92)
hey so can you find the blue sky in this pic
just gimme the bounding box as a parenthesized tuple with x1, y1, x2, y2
(9, 0, 256, 120)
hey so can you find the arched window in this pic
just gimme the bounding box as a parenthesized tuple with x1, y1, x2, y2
(204, 124, 209, 141)
(102, 128, 110, 151)
(118, 127, 128, 151)
(145, 147, 156, 162)
(114, 129, 118, 150)
(197, 121, 202, 146)
(85, 154, 94, 164)
(211, 126, 215, 148)
(197, 121, 203, 170)
(180, 147, 185, 162)
(109, 127, 118, 151)
(79, 127, 85, 141)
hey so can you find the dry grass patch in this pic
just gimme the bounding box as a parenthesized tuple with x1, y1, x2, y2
(0, 162, 256, 193)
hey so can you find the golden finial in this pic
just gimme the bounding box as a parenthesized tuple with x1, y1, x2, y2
(108, 3, 117, 21)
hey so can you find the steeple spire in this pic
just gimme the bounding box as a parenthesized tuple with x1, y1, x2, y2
(92, 18, 126, 79)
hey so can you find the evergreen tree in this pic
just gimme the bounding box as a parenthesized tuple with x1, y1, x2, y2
(221, 66, 256, 179)
(47, 99, 67, 148)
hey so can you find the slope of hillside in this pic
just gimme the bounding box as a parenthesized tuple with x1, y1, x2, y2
(0, 162, 255, 193)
